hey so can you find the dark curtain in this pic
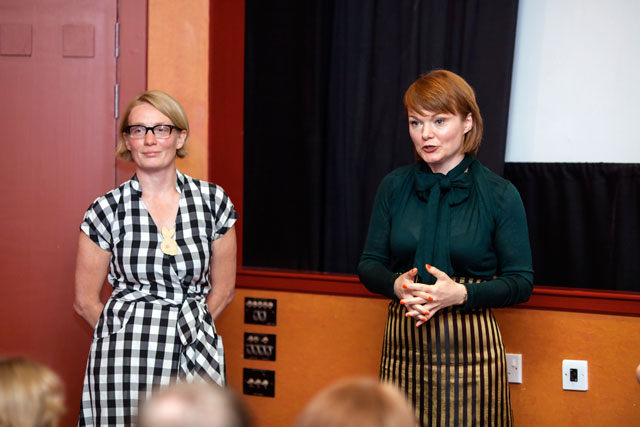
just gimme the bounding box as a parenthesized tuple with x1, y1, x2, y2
(504, 163, 640, 292)
(244, 0, 519, 273)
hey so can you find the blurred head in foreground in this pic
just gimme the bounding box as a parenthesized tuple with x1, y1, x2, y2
(295, 376, 416, 427)
(0, 357, 65, 427)
(138, 382, 250, 427)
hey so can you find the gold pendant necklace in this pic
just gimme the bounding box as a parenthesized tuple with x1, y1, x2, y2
(160, 226, 179, 256)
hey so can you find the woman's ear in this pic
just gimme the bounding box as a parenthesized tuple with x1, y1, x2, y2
(175, 129, 187, 150)
(124, 133, 132, 150)
(463, 113, 473, 134)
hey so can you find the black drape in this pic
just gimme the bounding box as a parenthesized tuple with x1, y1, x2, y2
(504, 163, 640, 292)
(244, 0, 519, 273)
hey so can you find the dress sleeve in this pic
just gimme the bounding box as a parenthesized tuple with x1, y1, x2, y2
(357, 174, 400, 300)
(463, 182, 534, 309)
(209, 185, 238, 241)
(80, 194, 116, 251)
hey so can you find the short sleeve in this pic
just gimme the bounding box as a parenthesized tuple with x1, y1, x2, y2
(209, 185, 238, 240)
(80, 193, 117, 251)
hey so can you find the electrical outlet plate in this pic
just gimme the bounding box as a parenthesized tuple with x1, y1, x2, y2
(562, 359, 588, 391)
(506, 353, 522, 383)
(244, 297, 277, 326)
(244, 332, 276, 361)
(243, 368, 275, 397)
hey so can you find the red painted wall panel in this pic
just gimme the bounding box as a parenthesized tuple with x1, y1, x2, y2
(209, 0, 245, 264)
(0, 1, 146, 425)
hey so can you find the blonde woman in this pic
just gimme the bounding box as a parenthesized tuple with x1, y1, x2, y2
(74, 90, 237, 426)
(0, 357, 65, 427)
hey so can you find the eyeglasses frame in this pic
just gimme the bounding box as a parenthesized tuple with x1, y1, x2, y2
(124, 124, 181, 139)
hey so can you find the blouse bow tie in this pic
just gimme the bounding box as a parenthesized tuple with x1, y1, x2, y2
(412, 155, 476, 283)
(413, 155, 474, 206)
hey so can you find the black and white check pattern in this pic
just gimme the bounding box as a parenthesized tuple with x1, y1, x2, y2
(78, 170, 237, 427)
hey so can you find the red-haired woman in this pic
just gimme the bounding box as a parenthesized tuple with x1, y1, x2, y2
(359, 70, 533, 426)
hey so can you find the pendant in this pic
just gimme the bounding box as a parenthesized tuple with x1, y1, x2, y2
(160, 226, 179, 256)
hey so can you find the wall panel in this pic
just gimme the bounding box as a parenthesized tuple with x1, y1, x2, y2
(148, 0, 210, 180)
(0, 2, 146, 426)
(216, 288, 640, 426)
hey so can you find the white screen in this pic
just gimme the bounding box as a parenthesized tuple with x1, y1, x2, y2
(505, 0, 640, 163)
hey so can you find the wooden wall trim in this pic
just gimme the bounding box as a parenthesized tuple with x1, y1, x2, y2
(237, 268, 365, 296)
(237, 268, 640, 316)
(209, 0, 245, 265)
(520, 286, 640, 316)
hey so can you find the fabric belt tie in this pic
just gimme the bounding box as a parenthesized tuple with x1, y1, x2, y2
(111, 287, 209, 345)
(110, 287, 221, 382)
(412, 154, 475, 283)
(112, 287, 206, 317)
(176, 296, 207, 347)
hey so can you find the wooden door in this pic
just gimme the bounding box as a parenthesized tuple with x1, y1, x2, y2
(0, 0, 117, 424)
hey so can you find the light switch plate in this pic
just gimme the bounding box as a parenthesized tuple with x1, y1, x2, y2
(562, 359, 588, 391)
(506, 353, 522, 383)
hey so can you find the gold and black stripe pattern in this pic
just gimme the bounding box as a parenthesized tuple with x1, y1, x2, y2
(380, 278, 513, 427)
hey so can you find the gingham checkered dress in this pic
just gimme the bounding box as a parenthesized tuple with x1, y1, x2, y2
(78, 170, 237, 427)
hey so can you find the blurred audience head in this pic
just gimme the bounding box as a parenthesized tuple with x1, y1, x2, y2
(295, 376, 416, 427)
(0, 357, 65, 427)
(138, 382, 250, 427)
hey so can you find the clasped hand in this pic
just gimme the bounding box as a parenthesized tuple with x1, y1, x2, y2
(393, 264, 467, 327)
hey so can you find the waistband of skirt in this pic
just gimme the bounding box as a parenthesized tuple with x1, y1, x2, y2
(451, 276, 488, 285)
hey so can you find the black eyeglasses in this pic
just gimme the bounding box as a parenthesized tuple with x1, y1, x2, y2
(125, 124, 180, 139)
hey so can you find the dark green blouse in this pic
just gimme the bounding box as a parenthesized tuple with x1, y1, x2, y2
(358, 155, 533, 309)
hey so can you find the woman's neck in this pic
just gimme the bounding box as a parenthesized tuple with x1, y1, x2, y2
(136, 167, 178, 197)
(427, 152, 466, 175)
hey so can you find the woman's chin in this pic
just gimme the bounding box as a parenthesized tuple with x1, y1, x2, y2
(133, 156, 175, 171)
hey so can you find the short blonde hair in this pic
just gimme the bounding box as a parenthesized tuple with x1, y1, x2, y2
(0, 358, 65, 427)
(404, 70, 483, 156)
(296, 377, 416, 427)
(116, 90, 190, 161)
(138, 382, 250, 427)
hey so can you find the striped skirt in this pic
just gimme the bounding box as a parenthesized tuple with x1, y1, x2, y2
(380, 280, 512, 427)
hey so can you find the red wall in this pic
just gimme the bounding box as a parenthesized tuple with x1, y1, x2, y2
(0, 2, 146, 426)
